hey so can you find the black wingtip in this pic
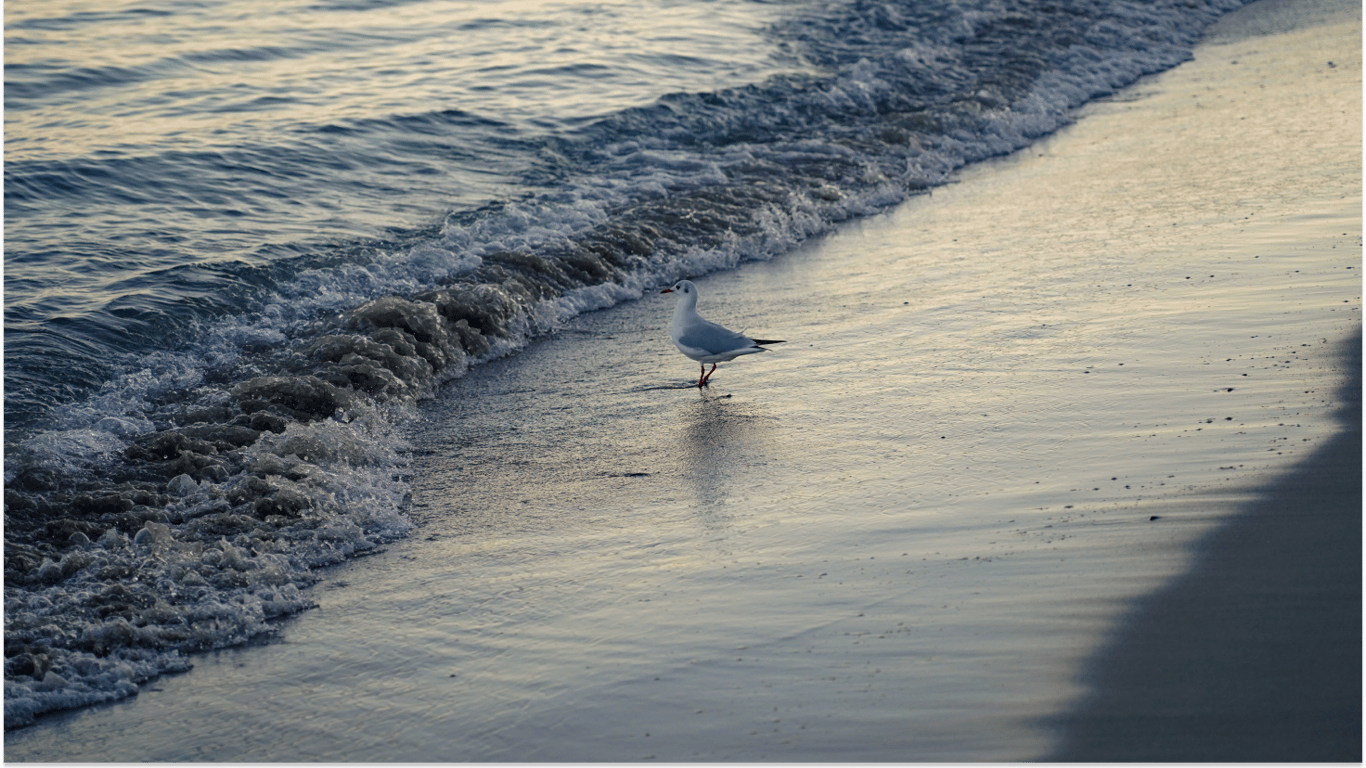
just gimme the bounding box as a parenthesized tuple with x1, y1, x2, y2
(751, 339, 786, 346)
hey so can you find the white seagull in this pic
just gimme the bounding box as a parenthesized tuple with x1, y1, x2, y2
(660, 279, 785, 388)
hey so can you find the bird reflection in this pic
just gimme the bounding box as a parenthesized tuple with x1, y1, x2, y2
(680, 396, 778, 529)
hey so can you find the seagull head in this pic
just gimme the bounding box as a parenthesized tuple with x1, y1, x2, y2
(660, 280, 696, 296)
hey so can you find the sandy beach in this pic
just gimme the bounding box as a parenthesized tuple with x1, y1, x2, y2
(1048, 327, 1360, 761)
(1048, 3, 1362, 758)
(5, 0, 1359, 760)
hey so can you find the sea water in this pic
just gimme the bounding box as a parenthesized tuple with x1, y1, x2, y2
(5, 0, 1254, 728)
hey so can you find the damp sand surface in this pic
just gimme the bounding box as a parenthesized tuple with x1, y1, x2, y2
(5, 0, 1360, 760)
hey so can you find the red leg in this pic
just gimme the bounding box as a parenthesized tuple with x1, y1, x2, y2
(698, 363, 717, 387)
(696, 363, 707, 388)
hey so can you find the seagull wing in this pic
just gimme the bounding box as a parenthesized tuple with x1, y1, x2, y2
(676, 317, 754, 356)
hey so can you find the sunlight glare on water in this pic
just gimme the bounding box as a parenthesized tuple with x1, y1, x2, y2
(4, 0, 806, 161)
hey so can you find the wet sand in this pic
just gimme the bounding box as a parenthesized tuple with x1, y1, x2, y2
(4, 0, 1360, 760)
(1049, 329, 1361, 761)
(1049, 1, 1362, 759)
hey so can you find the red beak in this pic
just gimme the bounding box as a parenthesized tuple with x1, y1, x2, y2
(660, 288, 674, 294)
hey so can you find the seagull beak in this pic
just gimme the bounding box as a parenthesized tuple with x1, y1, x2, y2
(660, 288, 674, 294)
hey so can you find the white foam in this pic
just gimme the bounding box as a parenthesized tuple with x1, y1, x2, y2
(5, 0, 1245, 728)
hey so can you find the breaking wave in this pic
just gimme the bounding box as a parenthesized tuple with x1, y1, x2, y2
(4, 0, 1242, 728)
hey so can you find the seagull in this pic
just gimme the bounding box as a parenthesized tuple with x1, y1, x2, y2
(660, 279, 784, 388)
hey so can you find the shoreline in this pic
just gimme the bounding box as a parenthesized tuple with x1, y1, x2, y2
(1048, 329, 1362, 761)
(3, 0, 1359, 759)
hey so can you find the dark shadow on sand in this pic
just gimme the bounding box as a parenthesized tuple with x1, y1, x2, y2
(1046, 328, 1362, 762)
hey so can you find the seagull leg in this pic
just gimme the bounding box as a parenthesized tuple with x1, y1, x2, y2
(698, 363, 717, 387)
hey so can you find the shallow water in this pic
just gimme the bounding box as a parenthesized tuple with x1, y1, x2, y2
(5, 0, 1358, 755)
(6, 0, 1259, 726)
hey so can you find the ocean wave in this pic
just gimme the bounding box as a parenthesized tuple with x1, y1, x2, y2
(4, 0, 1243, 728)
